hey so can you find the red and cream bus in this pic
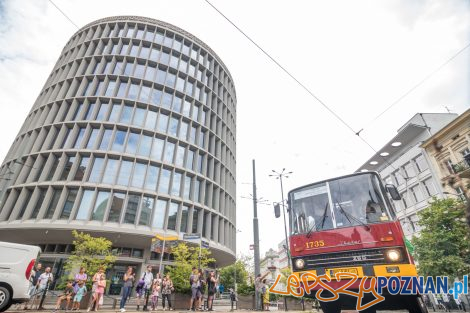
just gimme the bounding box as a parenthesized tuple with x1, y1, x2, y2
(287, 171, 427, 313)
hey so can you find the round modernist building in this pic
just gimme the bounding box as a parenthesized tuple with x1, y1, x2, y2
(0, 16, 236, 285)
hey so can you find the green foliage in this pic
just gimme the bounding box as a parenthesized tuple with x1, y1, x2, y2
(237, 282, 254, 296)
(279, 268, 292, 286)
(61, 230, 116, 290)
(166, 242, 215, 293)
(219, 259, 249, 290)
(412, 198, 470, 279)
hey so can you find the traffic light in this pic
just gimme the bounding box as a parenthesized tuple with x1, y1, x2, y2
(274, 203, 281, 218)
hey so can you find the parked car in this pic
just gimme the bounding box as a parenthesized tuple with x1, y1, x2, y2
(0, 241, 40, 312)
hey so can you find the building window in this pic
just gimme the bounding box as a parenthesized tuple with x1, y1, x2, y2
(102, 159, 119, 185)
(410, 185, 423, 203)
(27, 191, 40, 219)
(192, 208, 200, 234)
(60, 188, 78, 219)
(455, 186, 467, 201)
(124, 195, 140, 224)
(131, 163, 146, 188)
(413, 154, 428, 173)
(139, 196, 154, 226)
(444, 159, 455, 175)
(92, 191, 110, 221)
(167, 202, 178, 230)
(181, 205, 189, 233)
(422, 179, 437, 197)
(152, 199, 167, 229)
(45, 189, 62, 219)
(107, 192, 125, 222)
(75, 190, 94, 220)
(403, 162, 416, 179)
(61, 156, 76, 181)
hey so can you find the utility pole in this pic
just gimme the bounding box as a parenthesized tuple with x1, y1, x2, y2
(252, 160, 261, 310)
(270, 169, 292, 268)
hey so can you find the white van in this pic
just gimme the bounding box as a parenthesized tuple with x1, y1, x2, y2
(0, 242, 40, 312)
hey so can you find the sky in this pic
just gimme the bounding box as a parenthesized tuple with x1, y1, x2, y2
(0, 0, 469, 259)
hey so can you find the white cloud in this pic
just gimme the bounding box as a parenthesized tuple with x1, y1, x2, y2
(0, 0, 468, 257)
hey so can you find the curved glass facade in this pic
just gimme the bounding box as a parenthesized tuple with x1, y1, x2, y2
(0, 16, 236, 264)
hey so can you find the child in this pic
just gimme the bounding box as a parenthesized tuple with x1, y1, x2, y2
(73, 280, 87, 310)
(53, 281, 74, 312)
(151, 278, 161, 311)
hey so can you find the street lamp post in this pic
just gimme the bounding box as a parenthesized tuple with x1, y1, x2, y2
(269, 169, 292, 268)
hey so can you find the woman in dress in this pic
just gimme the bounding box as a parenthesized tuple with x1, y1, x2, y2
(88, 267, 106, 312)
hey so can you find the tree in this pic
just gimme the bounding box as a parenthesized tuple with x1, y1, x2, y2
(412, 198, 470, 279)
(166, 242, 215, 293)
(219, 260, 249, 290)
(61, 230, 116, 289)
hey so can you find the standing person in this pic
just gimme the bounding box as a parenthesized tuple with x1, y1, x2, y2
(262, 279, 270, 311)
(161, 274, 174, 311)
(206, 271, 217, 311)
(36, 266, 53, 310)
(24, 263, 42, 309)
(88, 266, 106, 312)
(197, 269, 206, 311)
(73, 267, 88, 294)
(140, 265, 154, 311)
(150, 276, 161, 311)
(188, 267, 199, 311)
(72, 280, 87, 310)
(120, 266, 135, 312)
(254, 272, 269, 311)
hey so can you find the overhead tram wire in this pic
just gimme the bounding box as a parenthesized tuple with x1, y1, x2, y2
(203, 0, 357, 135)
(360, 41, 470, 132)
(203, 0, 410, 177)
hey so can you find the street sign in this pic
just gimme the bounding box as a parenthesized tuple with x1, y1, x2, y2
(183, 233, 201, 241)
(201, 240, 210, 249)
(249, 244, 254, 250)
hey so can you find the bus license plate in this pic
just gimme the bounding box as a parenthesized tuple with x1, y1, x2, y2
(328, 267, 359, 277)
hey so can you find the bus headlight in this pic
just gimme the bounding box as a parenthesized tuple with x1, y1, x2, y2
(295, 259, 305, 269)
(386, 249, 402, 262)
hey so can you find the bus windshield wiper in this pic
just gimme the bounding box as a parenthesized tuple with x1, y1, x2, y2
(336, 202, 370, 231)
(307, 202, 329, 238)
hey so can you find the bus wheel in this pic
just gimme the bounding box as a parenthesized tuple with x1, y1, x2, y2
(408, 296, 429, 313)
(319, 301, 341, 313)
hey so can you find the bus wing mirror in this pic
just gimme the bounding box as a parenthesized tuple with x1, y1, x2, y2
(274, 203, 281, 218)
(385, 184, 401, 200)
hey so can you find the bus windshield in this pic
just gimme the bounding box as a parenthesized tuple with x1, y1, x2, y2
(290, 173, 393, 234)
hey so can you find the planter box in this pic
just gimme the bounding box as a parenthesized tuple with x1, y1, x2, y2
(237, 295, 255, 310)
(171, 293, 192, 310)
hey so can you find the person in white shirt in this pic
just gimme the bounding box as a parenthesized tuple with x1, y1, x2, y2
(34, 267, 53, 310)
(138, 265, 154, 311)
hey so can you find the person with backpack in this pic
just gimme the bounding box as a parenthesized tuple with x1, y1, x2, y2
(139, 265, 154, 311)
(188, 267, 199, 311)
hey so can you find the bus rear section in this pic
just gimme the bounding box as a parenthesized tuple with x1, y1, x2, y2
(287, 172, 428, 313)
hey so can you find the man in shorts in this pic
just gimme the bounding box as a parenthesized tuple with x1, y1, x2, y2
(188, 267, 199, 311)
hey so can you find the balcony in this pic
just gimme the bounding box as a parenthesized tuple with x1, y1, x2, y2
(452, 155, 470, 179)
